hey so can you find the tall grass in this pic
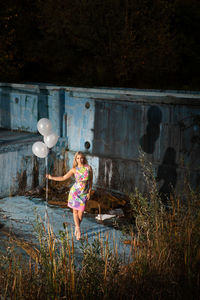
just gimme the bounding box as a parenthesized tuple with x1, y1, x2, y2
(0, 217, 122, 299)
(126, 152, 200, 299)
(0, 153, 200, 299)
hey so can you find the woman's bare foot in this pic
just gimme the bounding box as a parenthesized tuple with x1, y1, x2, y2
(74, 227, 79, 238)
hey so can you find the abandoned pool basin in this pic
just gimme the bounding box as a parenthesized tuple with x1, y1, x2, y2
(0, 83, 200, 200)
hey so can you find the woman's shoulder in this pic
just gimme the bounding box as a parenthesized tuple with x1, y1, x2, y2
(71, 167, 76, 173)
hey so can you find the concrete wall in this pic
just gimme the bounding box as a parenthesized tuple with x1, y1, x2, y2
(0, 140, 43, 198)
(65, 88, 200, 199)
(0, 83, 200, 199)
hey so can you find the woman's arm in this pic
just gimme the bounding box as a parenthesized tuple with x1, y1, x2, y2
(46, 168, 75, 182)
(87, 166, 93, 200)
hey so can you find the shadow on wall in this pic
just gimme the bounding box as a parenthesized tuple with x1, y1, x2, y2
(140, 106, 162, 154)
(59, 89, 65, 138)
(32, 156, 39, 189)
(156, 147, 177, 205)
(38, 88, 49, 120)
(0, 92, 11, 129)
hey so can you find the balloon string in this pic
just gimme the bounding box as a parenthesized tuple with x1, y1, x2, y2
(45, 155, 48, 222)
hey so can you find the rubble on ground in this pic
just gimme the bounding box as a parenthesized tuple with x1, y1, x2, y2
(25, 183, 130, 222)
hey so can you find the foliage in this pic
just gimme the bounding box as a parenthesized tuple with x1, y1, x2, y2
(0, 0, 200, 89)
(126, 152, 200, 299)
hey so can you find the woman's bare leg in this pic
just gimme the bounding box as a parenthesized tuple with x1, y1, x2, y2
(73, 210, 79, 239)
(78, 210, 84, 224)
(73, 210, 83, 240)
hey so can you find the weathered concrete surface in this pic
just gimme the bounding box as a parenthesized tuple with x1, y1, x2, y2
(0, 196, 131, 261)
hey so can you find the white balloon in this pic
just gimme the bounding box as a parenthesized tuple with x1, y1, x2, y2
(32, 141, 49, 158)
(37, 118, 52, 136)
(44, 133, 59, 148)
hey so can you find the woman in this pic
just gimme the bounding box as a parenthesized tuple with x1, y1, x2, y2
(46, 151, 93, 240)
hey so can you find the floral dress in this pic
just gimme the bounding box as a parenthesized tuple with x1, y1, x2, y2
(68, 164, 91, 211)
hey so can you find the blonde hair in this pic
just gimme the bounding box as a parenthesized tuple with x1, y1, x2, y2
(73, 151, 88, 168)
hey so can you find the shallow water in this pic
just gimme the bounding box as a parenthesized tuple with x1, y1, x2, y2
(0, 196, 132, 262)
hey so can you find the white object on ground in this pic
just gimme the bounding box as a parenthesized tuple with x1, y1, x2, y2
(95, 214, 116, 221)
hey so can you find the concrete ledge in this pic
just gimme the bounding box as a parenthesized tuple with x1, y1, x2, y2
(1, 83, 200, 105)
(0, 130, 42, 152)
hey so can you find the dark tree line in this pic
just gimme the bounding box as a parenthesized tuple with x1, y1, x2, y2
(0, 0, 200, 89)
